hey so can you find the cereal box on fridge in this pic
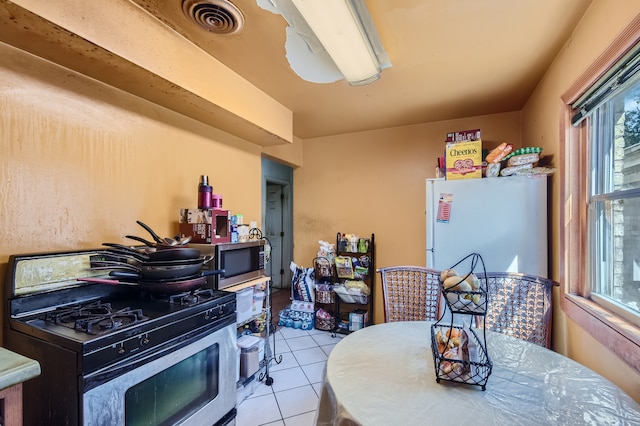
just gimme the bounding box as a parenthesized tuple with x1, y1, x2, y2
(445, 128, 481, 143)
(445, 139, 483, 180)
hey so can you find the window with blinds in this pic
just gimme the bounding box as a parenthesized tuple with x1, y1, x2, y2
(572, 45, 640, 325)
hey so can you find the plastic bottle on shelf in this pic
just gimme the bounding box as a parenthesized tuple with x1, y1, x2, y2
(349, 235, 359, 252)
(338, 235, 347, 252)
(198, 175, 213, 209)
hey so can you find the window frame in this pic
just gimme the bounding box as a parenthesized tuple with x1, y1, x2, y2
(560, 15, 640, 372)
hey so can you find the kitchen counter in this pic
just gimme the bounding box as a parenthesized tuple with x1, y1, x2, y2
(0, 347, 40, 391)
(0, 348, 40, 426)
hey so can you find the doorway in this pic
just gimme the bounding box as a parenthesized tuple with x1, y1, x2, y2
(262, 158, 293, 290)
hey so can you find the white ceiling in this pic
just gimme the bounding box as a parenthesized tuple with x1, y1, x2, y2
(130, 0, 594, 139)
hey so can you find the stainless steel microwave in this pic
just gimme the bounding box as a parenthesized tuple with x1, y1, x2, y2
(212, 240, 265, 290)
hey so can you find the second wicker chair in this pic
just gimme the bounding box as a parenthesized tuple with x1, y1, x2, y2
(377, 266, 442, 322)
(480, 272, 558, 349)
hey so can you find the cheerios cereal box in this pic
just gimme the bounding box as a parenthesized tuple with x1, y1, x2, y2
(445, 140, 482, 180)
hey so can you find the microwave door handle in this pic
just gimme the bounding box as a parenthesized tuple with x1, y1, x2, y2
(202, 269, 225, 278)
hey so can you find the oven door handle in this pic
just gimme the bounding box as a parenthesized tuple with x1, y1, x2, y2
(83, 318, 234, 391)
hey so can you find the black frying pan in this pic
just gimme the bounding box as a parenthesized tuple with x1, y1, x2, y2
(95, 248, 147, 263)
(124, 235, 190, 251)
(78, 275, 209, 294)
(92, 255, 204, 268)
(125, 235, 155, 247)
(109, 268, 224, 283)
(102, 243, 201, 262)
(92, 258, 205, 280)
(136, 220, 165, 245)
(139, 276, 207, 293)
(154, 247, 203, 261)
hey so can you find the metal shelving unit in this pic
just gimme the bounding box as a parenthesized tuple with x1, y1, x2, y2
(332, 232, 375, 335)
(259, 277, 282, 385)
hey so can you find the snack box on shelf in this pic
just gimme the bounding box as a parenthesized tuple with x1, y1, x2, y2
(178, 208, 231, 243)
(349, 309, 369, 331)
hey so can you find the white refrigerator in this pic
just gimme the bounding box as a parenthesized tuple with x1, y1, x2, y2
(426, 176, 548, 277)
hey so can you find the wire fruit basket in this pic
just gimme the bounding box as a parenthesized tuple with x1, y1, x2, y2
(431, 253, 492, 390)
(430, 323, 491, 389)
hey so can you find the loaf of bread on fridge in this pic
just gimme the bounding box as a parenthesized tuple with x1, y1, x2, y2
(500, 163, 533, 176)
(507, 152, 540, 166)
(484, 162, 501, 177)
(485, 142, 513, 163)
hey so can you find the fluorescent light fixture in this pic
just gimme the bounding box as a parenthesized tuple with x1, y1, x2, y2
(290, 0, 383, 85)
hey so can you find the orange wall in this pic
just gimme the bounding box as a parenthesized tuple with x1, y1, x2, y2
(521, 0, 640, 401)
(0, 42, 265, 337)
(293, 112, 522, 324)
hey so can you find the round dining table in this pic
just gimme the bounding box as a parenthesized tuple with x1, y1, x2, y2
(315, 321, 640, 425)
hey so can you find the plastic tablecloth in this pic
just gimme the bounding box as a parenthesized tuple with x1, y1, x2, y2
(315, 321, 640, 426)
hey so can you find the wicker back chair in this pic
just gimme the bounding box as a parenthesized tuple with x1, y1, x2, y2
(377, 266, 441, 322)
(479, 272, 558, 348)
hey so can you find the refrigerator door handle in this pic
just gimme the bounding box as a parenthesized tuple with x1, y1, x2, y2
(426, 246, 435, 268)
(426, 179, 436, 268)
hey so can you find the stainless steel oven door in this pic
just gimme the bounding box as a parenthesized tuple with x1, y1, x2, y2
(83, 322, 237, 426)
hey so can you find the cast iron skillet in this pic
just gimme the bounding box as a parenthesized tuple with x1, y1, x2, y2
(78, 276, 207, 294)
(101, 243, 201, 262)
(108, 268, 225, 283)
(91, 258, 205, 281)
(78, 269, 225, 294)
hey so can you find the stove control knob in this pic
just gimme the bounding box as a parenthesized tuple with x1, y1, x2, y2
(141, 335, 150, 345)
(117, 345, 125, 355)
(204, 310, 211, 320)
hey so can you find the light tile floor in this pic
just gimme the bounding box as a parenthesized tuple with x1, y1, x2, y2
(236, 327, 343, 426)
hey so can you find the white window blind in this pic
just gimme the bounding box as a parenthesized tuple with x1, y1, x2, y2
(572, 44, 640, 126)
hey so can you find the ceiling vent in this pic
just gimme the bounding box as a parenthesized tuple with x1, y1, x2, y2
(182, 0, 245, 34)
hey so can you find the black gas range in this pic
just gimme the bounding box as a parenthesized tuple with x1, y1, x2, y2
(3, 249, 238, 426)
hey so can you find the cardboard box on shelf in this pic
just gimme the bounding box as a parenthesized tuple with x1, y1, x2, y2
(445, 128, 481, 143)
(179, 208, 213, 224)
(445, 139, 482, 180)
(179, 223, 213, 244)
(349, 309, 369, 331)
(178, 208, 231, 243)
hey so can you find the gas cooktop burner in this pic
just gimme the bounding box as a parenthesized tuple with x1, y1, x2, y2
(45, 301, 149, 335)
(167, 288, 215, 306)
